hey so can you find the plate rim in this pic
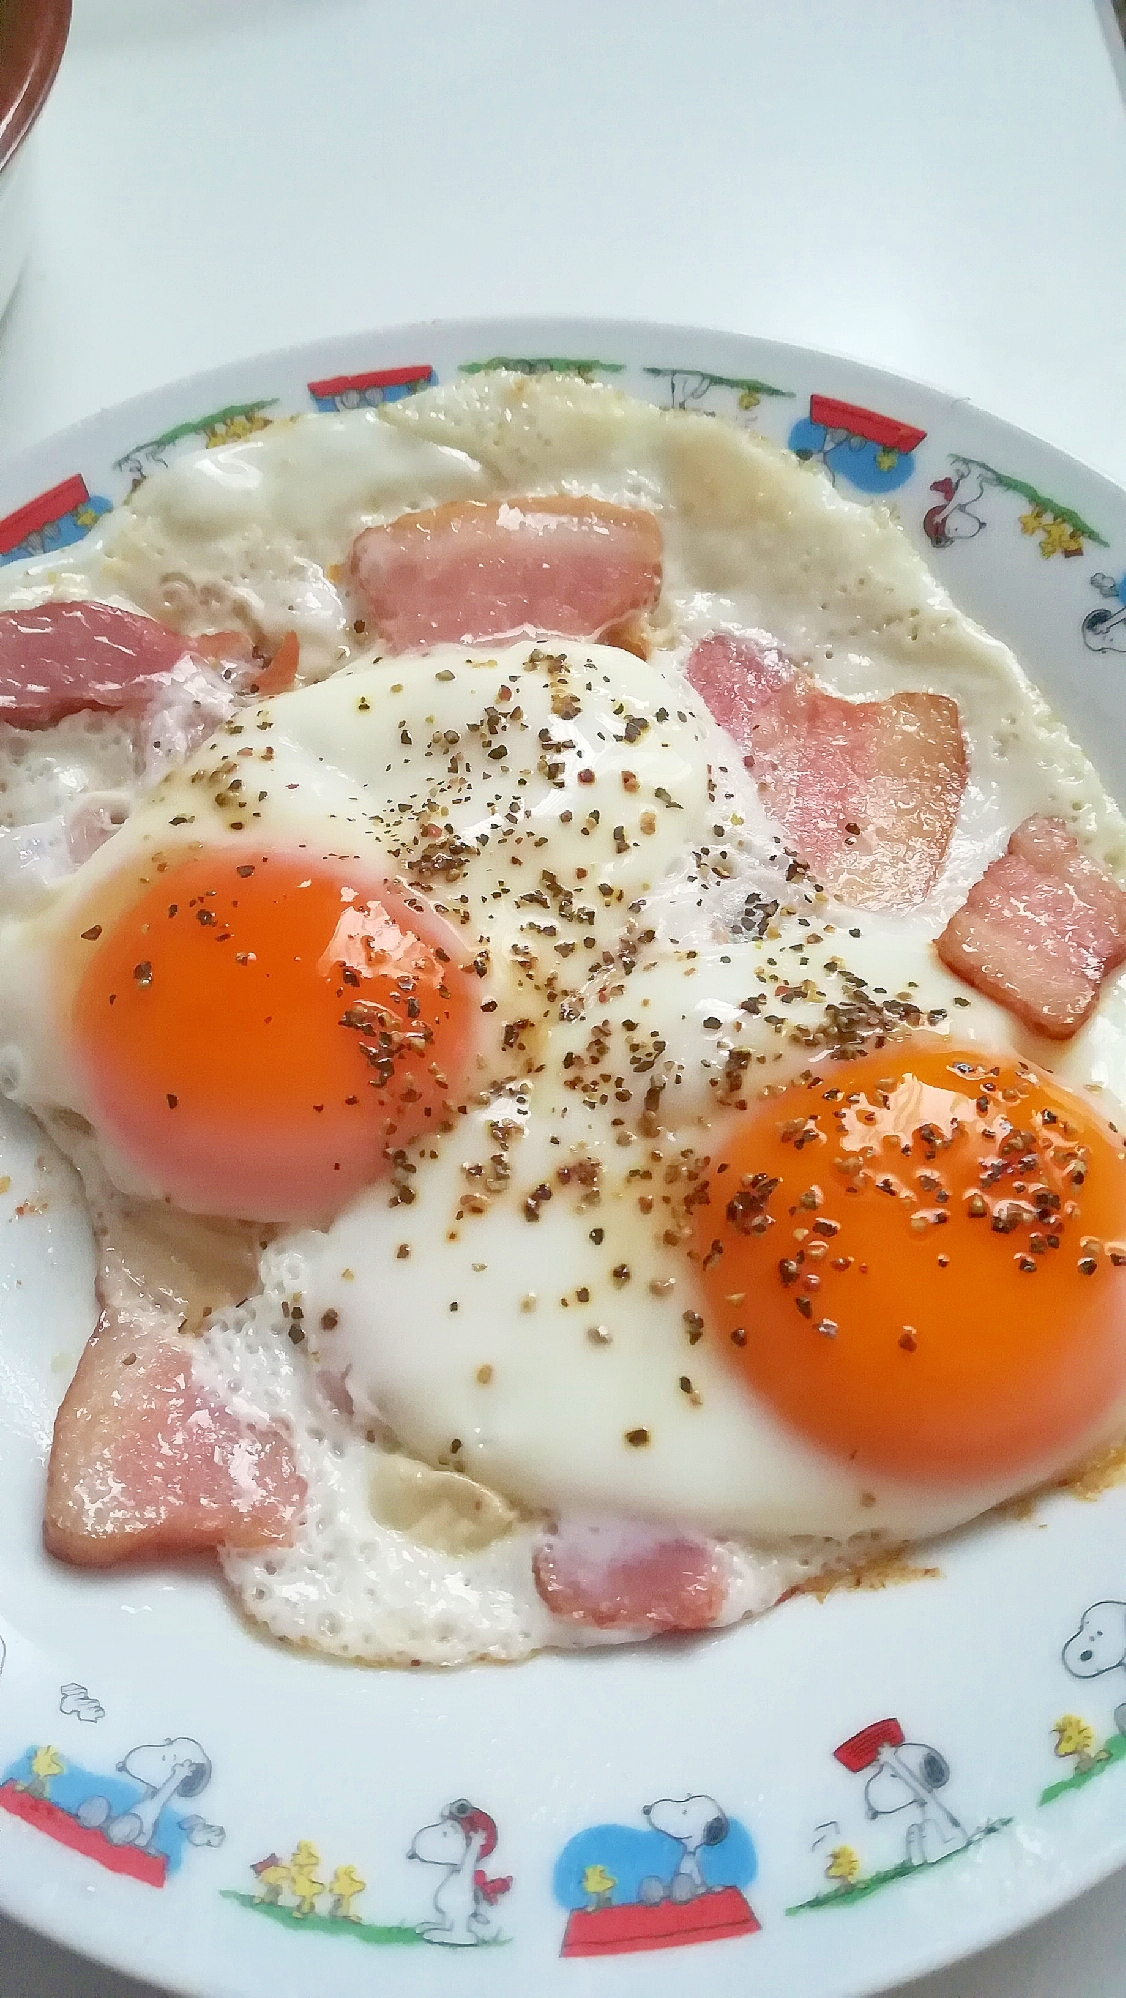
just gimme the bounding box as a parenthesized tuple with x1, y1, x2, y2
(1, 311, 1123, 516)
(0, 312, 1125, 1998)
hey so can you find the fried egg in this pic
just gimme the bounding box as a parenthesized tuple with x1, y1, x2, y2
(2, 370, 1126, 1665)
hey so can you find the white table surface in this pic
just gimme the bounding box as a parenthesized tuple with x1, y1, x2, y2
(1, 1, 1125, 1991)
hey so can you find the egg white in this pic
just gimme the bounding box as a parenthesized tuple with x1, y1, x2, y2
(2, 374, 1126, 1661)
(2, 629, 1122, 1548)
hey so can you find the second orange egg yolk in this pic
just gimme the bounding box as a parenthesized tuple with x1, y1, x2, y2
(694, 1044, 1126, 1486)
(70, 851, 474, 1222)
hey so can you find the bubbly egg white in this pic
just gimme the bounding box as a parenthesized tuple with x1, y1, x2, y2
(201, 1292, 819, 1667)
(2, 372, 1126, 1661)
(4, 631, 1125, 1550)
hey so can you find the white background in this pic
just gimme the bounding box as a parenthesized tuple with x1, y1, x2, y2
(1, 1, 1125, 1992)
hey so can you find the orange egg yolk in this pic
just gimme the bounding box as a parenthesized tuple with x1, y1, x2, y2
(693, 1043, 1126, 1485)
(70, 851, 474, 1222)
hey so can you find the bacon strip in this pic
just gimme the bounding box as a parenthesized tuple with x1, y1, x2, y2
(936, 815, 1126, 1038)
(532, 1519, 726, 1632)
(247, 629, 300, 697)
(685, 630, 793, 740)
(350, 496, 662, 652)
(0, 602, 255, 729)
(45, 1317, 305, 1567)
(185, 627, 256, 668)
(687, 632, 966, 908)
(0, 603, 190, 726)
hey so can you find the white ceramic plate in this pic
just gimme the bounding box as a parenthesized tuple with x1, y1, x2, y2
(1, 319, 1126, 1998)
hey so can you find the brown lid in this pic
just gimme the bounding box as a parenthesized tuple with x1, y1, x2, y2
(0, 0, 71, 178)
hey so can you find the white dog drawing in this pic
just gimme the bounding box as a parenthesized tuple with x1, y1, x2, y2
(408, 1799, 511, 1946)
(75, 1738, 222, 1851)
(1063, 1601, 1126, 1732)
(638, 1794, 730, 1904)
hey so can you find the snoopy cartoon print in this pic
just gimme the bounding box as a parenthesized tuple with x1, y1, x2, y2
(0, 1728, 223, 1887)
(787, 395, 925, 494)
(637, 1796, 732, 1905)
(847, 1726, 968, 1869)
(1036, 1599, 1126, 1806)
(407, 1798, 512, 1947)
(1084, 576, 1126, 656)
(554, 1791, 759, 1956)
(76, 1738, 222, 1854)
(923, 465, 988, 548)
(1062, 1601, 1126, 1733)
(786, 1714, 1015, 1916)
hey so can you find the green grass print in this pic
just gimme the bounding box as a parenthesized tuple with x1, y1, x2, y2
(459, 357, 624, 377)
(220, 1892, 425, 1947)
(1040, 1729, 1126, 1806)
(221, 1892, 511, 1949)
(113, 403, 277, 467)
(786, 1822, 1013, 1916)
(956, 456, 1108, 545)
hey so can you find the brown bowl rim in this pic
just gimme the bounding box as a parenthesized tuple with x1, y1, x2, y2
(0, 0, 71, 178)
